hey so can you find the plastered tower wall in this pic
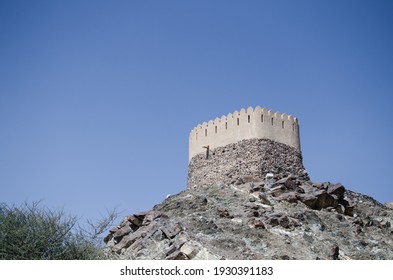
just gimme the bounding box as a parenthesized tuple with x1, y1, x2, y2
(188, 106, 306, 188)
(189, 106, 301, 161)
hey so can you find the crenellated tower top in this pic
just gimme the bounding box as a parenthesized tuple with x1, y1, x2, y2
(189, 106, 301, 161)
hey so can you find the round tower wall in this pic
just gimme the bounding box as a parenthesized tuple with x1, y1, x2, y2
(188, 138, 307, 188)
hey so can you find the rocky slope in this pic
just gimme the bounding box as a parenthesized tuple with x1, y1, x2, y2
(104, 174, 393, 260)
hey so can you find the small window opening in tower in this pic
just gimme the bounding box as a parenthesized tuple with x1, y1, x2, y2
(271, 118, 274, 126)
(292, 123, 295, 131)
(282, 121, 284, 128)
(196, 132, 198, 140)
(248, 115, 250, 123)
(225, 122, 227, 129)
(205, 129, 207, 136)
(261, 114, 264, 122)
(237, 118, 239, 126)
(215, 126, 217, 133)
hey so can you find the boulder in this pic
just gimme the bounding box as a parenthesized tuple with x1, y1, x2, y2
(284, 178, 297, 190)
(298, 184, 315, 194)
(327, 183, 345, 200)
(127, 215, 142, 227)
(113, 222, 133, 239)
(315, 192, 338, 210)
(276, 192, 298, 203)
(112, 228, 147, 253)
(297, 193, 318, 208)
(275, 177, 296, 189)
(297, 191, 340, 210)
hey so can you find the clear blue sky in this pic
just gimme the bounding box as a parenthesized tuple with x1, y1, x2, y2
(1, 0, 392, 223)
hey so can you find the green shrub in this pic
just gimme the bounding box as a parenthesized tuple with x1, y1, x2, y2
(0, 201, 116, 260)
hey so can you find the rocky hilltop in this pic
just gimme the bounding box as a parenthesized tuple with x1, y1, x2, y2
(105, 129, 392, 260)
(104, 173, 393, 260)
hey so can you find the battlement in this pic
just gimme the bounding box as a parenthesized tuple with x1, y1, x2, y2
(189, 106, 301, 161)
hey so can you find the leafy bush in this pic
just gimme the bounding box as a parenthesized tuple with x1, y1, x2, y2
(0, 201, 116, 260)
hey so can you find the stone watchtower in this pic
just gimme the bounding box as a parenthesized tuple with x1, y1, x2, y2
(187, 106, 308, 188)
